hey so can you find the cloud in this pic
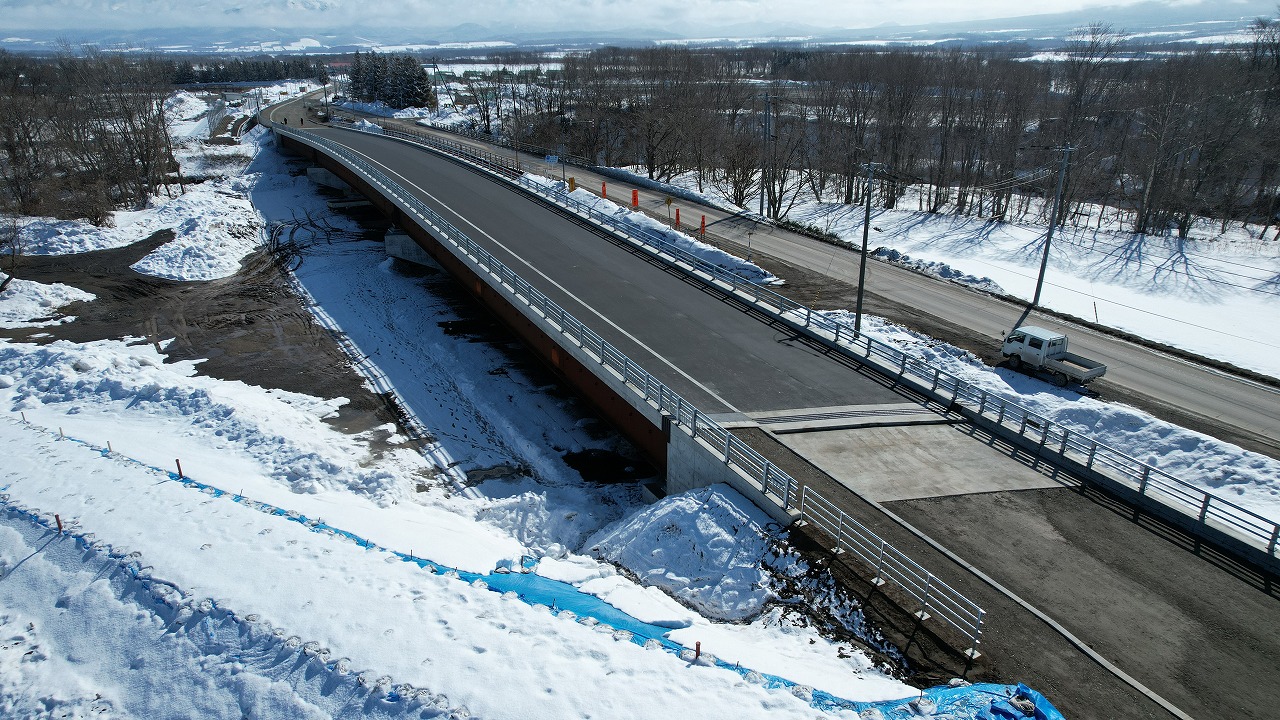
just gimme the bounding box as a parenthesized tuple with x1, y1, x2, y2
(0, 0, 1271, 35)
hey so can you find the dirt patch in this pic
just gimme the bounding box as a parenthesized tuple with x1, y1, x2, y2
(2, 230, 397, 438)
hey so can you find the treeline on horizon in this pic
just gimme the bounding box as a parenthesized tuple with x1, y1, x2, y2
(485, 22, 1280, 239)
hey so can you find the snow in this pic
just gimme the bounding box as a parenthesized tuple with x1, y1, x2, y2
(0, 275, 94, 329)
(523, 174, 783, 286)
(642, 169, 1280, 378)
(586, 484, 780, 621)
(835, 311, 1280, 522)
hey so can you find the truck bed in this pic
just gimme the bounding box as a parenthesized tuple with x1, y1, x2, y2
(1046, 352, 1107, 382)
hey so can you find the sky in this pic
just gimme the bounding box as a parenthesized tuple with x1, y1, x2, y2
(0, 0, 1273, 35)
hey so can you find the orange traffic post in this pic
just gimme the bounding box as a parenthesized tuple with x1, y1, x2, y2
(701, 215, 706, 237)
(632, 189, 639, 208)
(675, 208, 681, 228)
(602, 181, 607, 198)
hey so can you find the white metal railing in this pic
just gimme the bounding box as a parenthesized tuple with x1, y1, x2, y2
(275, 123, 988, 653)
(800, 486, 985, 657)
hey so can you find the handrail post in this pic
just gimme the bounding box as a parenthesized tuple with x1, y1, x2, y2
(1139, 466, 1151, 496)
(724, 433, 732, 463)
(919, 573, 933, 619)
(968, 610, 985, 659)
(874, 540, 887, 585)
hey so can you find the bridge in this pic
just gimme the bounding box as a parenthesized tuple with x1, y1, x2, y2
(266, 102, 1279, 720)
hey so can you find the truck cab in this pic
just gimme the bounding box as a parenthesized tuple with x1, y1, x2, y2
(1002, 326, 1065, 366)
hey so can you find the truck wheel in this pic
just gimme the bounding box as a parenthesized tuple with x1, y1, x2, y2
(1006, 355, 1021, 370)
(1053, 371, 1069, 387)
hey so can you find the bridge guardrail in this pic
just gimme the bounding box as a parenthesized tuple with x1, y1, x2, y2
(274, 122, 989, 656)
(471, 138, 1279, 575)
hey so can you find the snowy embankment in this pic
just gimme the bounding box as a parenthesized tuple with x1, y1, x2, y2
(0, 333, 931, 716)
(641, 168, 1280, 379)
(522, 174, 782, 286)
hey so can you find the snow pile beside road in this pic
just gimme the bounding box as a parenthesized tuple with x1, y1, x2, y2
(165, 90, 210, 123)
(874, 247, 1005, 294)
(0, 275, 94, 329)
(832, 310, 1280, 521)
(525, 174, 782, 286)
(129, 181, 262, 281)
(335, 99, 434, 119)
(586, 484, 780, 621)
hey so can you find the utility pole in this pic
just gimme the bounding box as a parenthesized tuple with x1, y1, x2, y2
(1032, 145, 1073, 307)
(758, 93, 772, 218)
(854, 162, 882, 336)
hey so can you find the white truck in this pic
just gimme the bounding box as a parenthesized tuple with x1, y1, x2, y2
(1001, 326, 1107, 387)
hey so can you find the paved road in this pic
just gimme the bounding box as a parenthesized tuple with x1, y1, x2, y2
(271, 116, 1280, 719)
(369, 119, 1280, 458)
(311, 127, 914, 418)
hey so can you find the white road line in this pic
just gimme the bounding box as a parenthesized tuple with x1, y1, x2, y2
(331, 136, 744, 415)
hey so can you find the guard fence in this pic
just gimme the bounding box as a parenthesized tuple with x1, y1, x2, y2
(274, 122, 990, 657)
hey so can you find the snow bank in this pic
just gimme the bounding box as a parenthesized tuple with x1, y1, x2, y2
(128, 183, 262, 281)
(832, 310, 1280, 521)
(586, 484, 780, 621)
(874, 247, 1005, 294)
(0, 275, 94, 329)
(20, 174, 262, 280)
(525, 175, 782, 286)
(0, 338, 413, 504)
(335, 99, 435, 119)
(165, 89, 210, 123)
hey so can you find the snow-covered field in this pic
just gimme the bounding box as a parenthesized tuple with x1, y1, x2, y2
(0, 91, 1077, 719)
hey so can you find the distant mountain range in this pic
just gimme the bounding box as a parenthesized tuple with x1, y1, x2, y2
(0, 1, 1270, 55)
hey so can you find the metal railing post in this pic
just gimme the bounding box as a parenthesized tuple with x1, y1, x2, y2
(919, 573, 933, 619)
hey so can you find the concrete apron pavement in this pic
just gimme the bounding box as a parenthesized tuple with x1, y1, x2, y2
(733, 403, 1066, 502)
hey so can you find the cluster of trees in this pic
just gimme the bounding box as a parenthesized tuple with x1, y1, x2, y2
(492, 21, 1280, 238)
(0, 50, 177, 224)
(171, 56, 329, 85)
(347, 52, 436, 110)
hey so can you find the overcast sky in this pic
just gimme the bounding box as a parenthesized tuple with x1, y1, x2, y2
(0, 0, 1273, 34)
